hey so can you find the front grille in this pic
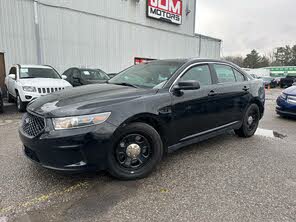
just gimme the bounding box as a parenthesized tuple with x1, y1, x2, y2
(37, 87, 64, 94)
(22, 112, 45, 137)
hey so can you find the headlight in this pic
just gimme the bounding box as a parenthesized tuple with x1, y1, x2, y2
(52, 112, 111, 130)
(287, 95, 296, 105)
(280, 92, 287, 100)
(23, 86, 36, 92)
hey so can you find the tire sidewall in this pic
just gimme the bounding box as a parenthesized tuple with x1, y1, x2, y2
(242, 104, 260, 137)
(108, 122, 163, 180)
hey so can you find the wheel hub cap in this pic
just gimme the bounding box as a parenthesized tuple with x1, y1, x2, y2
(126, 144, 141, 158)
(248, 116, 254, 125)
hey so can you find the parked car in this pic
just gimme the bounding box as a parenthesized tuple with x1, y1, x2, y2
(259, 77, 277, 88)
(63, 68, 110, 87)
(20, 59, 265, 180)
(5, 65, 72, 112)
(276, 86, 296, 117)
(107, 73, 118, 79)
(280, 74, 296, 88)
(250, 74, 259, 79)
(0, 88, 3, 113)
(274, 77, 282, 86)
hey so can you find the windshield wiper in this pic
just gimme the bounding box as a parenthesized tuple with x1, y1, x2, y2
(21, 77, 35, 79)
(111, 82, 139, 88)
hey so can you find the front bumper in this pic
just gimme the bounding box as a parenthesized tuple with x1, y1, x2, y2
(276, 97, 296, 117)
(19, 120, 117, 172)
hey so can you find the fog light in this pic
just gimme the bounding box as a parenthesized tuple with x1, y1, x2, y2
(25, 96, 32, 100)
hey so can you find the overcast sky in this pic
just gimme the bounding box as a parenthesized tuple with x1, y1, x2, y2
(195, 0, 296, 57)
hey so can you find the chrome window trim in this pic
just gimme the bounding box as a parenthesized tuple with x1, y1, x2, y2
(169, 61, 247, 92)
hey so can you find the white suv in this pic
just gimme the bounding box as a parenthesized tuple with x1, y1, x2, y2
(5, 65, 72, 112)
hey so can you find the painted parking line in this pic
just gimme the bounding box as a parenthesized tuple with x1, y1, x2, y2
(0, 181, 89, 216)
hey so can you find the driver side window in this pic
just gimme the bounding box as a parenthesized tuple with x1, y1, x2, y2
(180, 64, 212, 86)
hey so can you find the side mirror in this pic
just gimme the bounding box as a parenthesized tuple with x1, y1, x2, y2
(173, 80, 201, 91)
(9, 74, 16, 80)
(62, 75, 67, 80)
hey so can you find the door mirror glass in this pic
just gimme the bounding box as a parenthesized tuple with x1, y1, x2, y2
(174, 80, 200, 91)
(9, 74, 16, 80)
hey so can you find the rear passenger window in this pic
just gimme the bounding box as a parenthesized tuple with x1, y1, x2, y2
(233, 69, 245, 82)
(214, 64, 236, 83)
(180, 65, 212, 86)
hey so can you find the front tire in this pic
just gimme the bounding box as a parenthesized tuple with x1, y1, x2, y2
(235, 104, 260, 138)
(16, 93, 26, 112)
(108, 122, 163, 180)
(6, 88, 14, 103)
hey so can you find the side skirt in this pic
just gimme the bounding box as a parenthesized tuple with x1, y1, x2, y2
(167, 121, 242, 153)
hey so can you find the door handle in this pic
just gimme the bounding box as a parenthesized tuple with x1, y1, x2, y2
(243, 86, 250, 91)
(208, 90, 218, 96)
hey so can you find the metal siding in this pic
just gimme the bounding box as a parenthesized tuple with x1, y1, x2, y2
(0, 0, 221, 74)
(38, 0, 195, 36)
(0, 0, 37, 73)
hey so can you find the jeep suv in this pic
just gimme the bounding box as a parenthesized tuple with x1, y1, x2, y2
(5, 65, 72, 112)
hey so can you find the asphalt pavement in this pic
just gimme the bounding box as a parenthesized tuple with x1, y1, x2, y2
(0, 89, 296, 222)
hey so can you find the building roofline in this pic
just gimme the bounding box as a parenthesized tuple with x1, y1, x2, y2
(194, 33, 222, 42)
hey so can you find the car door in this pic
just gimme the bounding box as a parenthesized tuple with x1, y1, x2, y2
(8, 66, 17, 97)
(209, 63, 251, 127)
(171, 63, 218, 142)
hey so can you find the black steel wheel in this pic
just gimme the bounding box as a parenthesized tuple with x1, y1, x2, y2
(235, 104, 260, 138)
(108, 122, 163, 180)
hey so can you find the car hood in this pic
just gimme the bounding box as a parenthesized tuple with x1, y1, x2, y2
(85, 79, 108, 84)
(27, 84, 156, 117)
(18, 78, 72, 87)
(284, 86, 296, 95)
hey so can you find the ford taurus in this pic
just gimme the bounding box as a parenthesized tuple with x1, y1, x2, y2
(19, 59, 265, 180)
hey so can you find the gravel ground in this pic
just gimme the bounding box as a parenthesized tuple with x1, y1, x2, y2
(0, 89, 296, 222)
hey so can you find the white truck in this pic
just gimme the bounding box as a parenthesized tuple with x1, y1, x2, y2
(5, 64, 72, 112)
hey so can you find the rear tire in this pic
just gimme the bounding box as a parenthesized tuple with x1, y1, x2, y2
(0, 96, 3, 113)
(16, 93, 26, 112)
(235, 104, 260, 138)
(108, 122, 163, 180)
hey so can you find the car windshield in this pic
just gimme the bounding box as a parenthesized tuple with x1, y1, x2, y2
(80, 69, 110, 81)
(20, 67, 61, 79)
(108, 61, 184, 89)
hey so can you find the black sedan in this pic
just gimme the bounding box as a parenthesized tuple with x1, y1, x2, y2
(63, 68, 110, 87)
(20, 59, 265, 180)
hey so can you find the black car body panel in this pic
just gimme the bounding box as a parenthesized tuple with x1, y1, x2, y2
(20, 59, 265, 172)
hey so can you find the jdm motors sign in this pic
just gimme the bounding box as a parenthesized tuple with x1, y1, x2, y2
(147, 0, 182, 25)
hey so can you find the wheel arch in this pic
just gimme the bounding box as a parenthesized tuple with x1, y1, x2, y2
(116, 113, 169, 152)
(249, 98, 264, 118)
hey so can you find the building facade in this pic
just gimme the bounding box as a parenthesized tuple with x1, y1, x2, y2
(0, 0, 221, 90)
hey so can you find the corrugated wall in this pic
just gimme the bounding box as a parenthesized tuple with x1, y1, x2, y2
(0, 0, 37, 73)
(0, 0, 221, 75)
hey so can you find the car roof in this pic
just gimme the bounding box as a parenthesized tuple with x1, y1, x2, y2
(17, 64, 53, 69)
(148, 58, 236, 65)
